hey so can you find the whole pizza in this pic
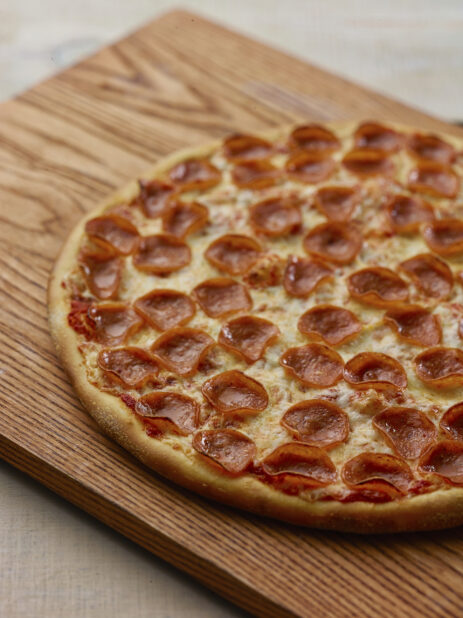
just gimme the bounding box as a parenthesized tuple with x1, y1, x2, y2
(48, 121, 463, 533)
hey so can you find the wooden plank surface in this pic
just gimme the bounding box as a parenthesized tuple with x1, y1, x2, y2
(0, 10, 462, 618)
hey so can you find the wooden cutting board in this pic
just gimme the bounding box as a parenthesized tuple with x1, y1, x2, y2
(1, 10, 462, 618)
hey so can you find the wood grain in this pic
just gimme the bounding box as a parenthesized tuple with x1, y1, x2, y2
(0, 10, 462, 617)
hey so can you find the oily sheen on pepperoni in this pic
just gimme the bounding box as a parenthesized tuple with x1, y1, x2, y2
(249, 197, 302, 236)
(218, 316, 280, 363)
(354, 122, 403, 153)
(420, 441, 463, 485)
(415, 347, 463, 388)
(303, 222, 362, 265)
(344, 352, 407, 391)
(347, 267, 409, 307)
(262, 443, 337, 487)
(231, 160, 281, 189)
(285, 152, 335, 184)
(162, 200, 208, 238)
(298, 305, 362, 346)
(134, 289, 195, 331)
(288, 124, 340, 154)
(283, 256, 333, 297)
(223, 134, 273, 162)
(205, 234, 261, 275)
(281, 399, 349, 448)
(386, 194, 434, 233)
(133, 234, 191, 274)
(342, 149, 394, 177)
(313, 186, 360, 222)
(80, 254, 122, 300)
(422, 220, 463, 256)
(373, 407, 437, 459)
(135, 392, 199, 436)
(400, 253, 453, 300)
(87, 303, 143, 345)
(193, 278, 252, 318)
(192, 429, 256, 474)
(151, 328, 215, 377)
(137, 179, 175, 218)
(384, 305, 441, 347)
(85, 215, 139, 256)
(98, 347, 159, 388)
(440, 403, 463, 442)
(202, 370, 268, 414)
(342, 453, 414, 496)
(408, 163, 459, 199)
(280, 343, 344, 387)
(168, 159, 221, 192)
(408, 133, 456, 164)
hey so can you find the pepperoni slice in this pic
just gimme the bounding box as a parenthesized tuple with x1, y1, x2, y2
(97, 347, 159, 388)
(354, 122, 403, 153)
(288, 124, 340, 154)
(202, 370, 268, 414)
(262, 443, 337, 487)
(440, 403, 463, 441)
(408, 163, 459, 199)
(384, 305, 441, 347)
(193, 278, 252, 318)
(223, 133, 273, 162)
(283, 255, 333, 297)
(347, 267, 409, 307)
(344, 353, 407, 391)
(205, 234, 262, 275)
(134, 289, 195, 331)
(249, 197, 301, 237)
(400, 253, 453, 299)
(281, 399, 349, 448)
(218, 316, 280, 363)
(80, 254, 122, 300)
(386, 194, 434, 233)
(151, 328, 215, 377)
(162, 200, 208, 238)
(85, 215, 139, 256)
(420, 441, 463, 485)
(137, 179, 175, 218)
(298, 305, 362, 346)
(408, 133, 456, 164)
(280, 343, 344, 387)
(135, 392, 199, 436)
(303, 222, 362, 265)
(342, 453, 413, 496)
(314, 186, 360, 222)
(133, 234, 191, 274)
(231, 160, 281, 190)
(168, 159, 221, 192)
(373, 407, 437, 459)
(415, 347, 463, 388)
(422, 220, 463, 256)
(342, 149, 394, 177)
(192, 429, 256, 474)
(87, 302, 143, 345)
(285, 152, 335, 184)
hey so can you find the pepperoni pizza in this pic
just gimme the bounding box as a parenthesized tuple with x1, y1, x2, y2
(49, 121, 463, 532)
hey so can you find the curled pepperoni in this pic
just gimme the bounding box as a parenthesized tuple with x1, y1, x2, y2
(133, 234, 191, 274)
(202, 370, 268, 414)
(283, 255, 333, 297)
(415, 347, 463, 388)
(87, 302, 143, 345)
(151, 328, 215, 377)
(344, 352, 407, 391)
(354, 122, 403, 153)
(288, 124, 340, 154)
(262, 443, 337, 487)
(168, 159, 221, 192)
(400, 253, 453, 300)
(408, 133, 456, 164)
(137, 179, 175, 218)
(249, 197, 301, 237)
(298, 305, 362, 346)
(384, 305, 441, 347)
(192, 429, 256, 474)
(205, 234, 261, 275)
(97, 347, 158, 388)
(304, 222, 362, 265)
(373, 407, 437, 459)
(280, 343, 344, 387)
(440, 403, 463, 441)
(162, 200, 208, 238)
(314, 186, 360, 222)
(342, 149, 394, 177)
(422, 220, 463, 256)
(285, 152, 335, 184)
(408, 163, 459, 199)
(193, 278, 252, 318)
(135, 392, 199, 436)
(347, 267, 409, 307)
(232, 160, 281, 189)
(218, 316, 280, 363)
(80, 254, 122, 300)
(281, 399, 349, 448)
(420, 441, 463, 485)
(85, 215, 139, 256)
(342, 453, 414, 496)
(223, 133, 273, 162)
(134, 289, 195, 331)
(386, 194, 434, 233)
